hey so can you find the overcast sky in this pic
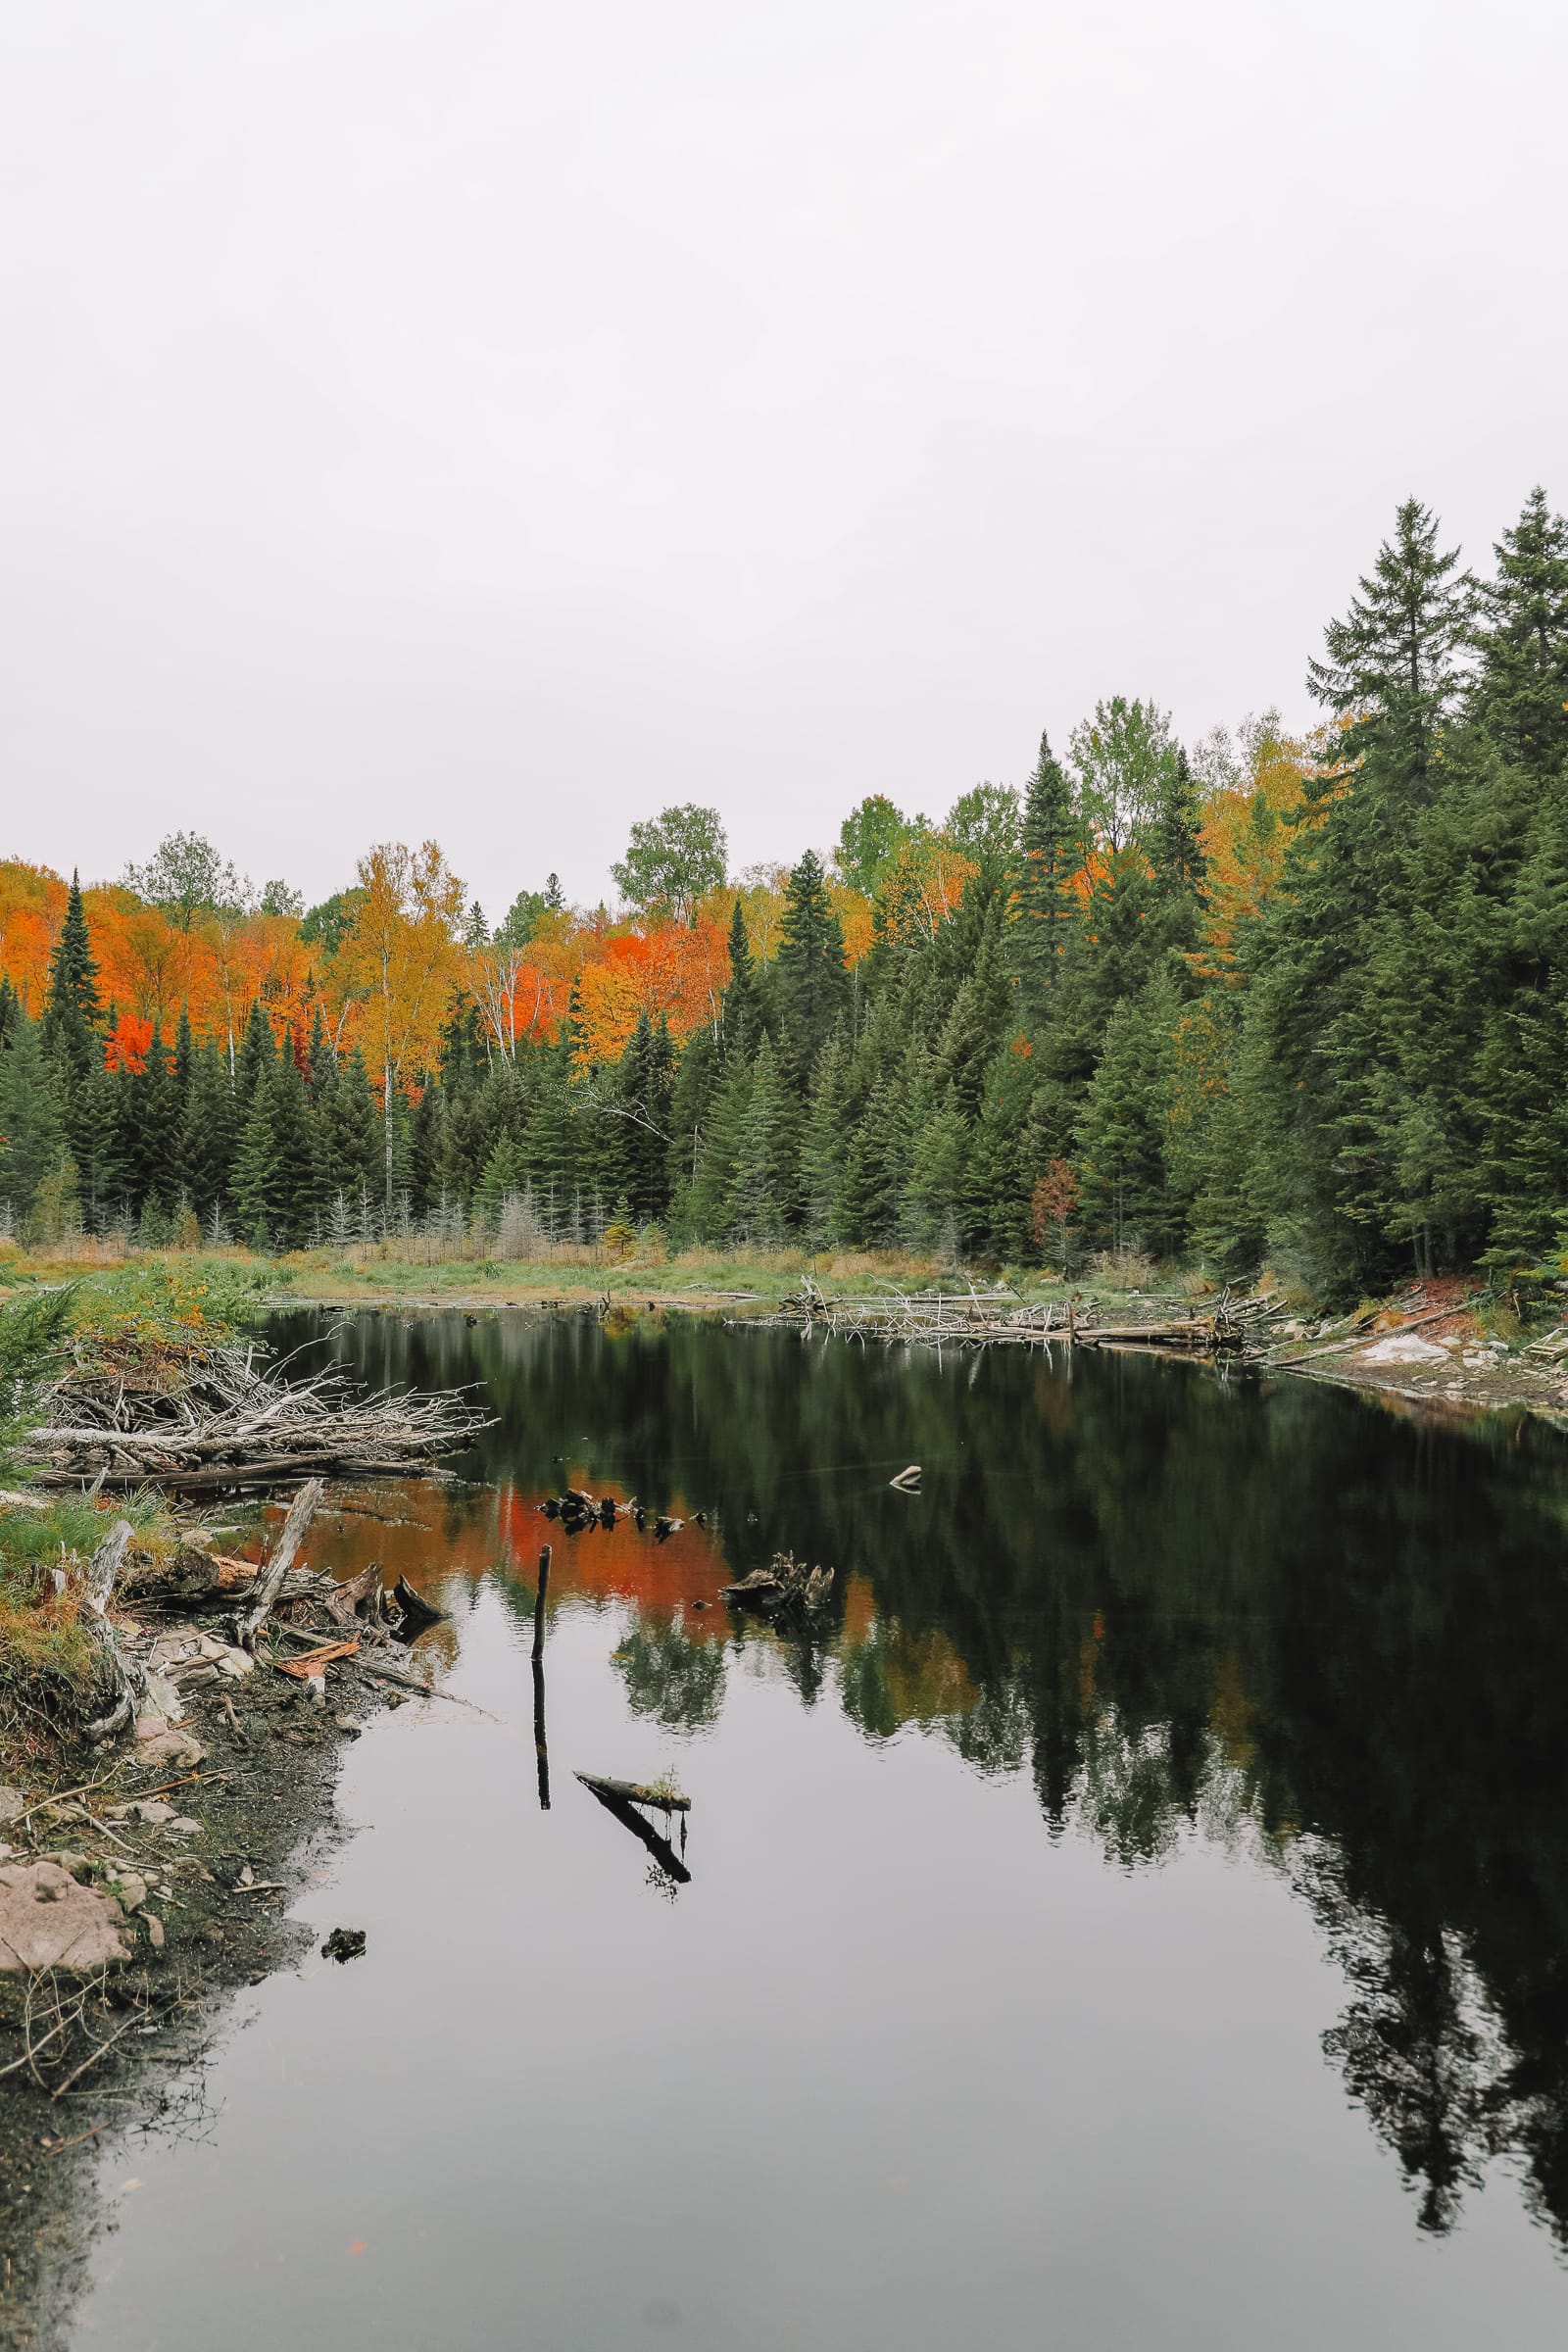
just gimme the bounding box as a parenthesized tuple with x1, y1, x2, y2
(2, 0, 1564, 918)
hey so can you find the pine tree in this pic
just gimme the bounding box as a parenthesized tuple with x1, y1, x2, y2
(177, 1041, 237, 1226)
(1074, 975, 1180, 1253)
(964, 1037, 1037, 1257)
(229, 1088, 278, 1249)
(799, 1024, 852, 1245)
(320, 1047, 382, 1213)
(127, 1021, 178, 1214)
(269, 1052, 323, 1245)
(473, 1135, 528, 1224)
(685, 1056, 751, 1241)
(39, 871, 103, 1180)
(1307, 498, 1471, 798)
(0, 1015, 68, 1223)
(774, 851, 851, 1078)
(1011, 731, 1083, 1008)
(720, 899, 758, 1060)
(730, 1036, 790, 1246)
(234, 1000, 276, 1115)
(1149, 745, 1209, 955)
(1470, 486, 1568, 776)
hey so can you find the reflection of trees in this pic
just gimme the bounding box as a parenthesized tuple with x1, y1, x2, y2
(612, 1620, 725, 1732)
(284, 1306, 1568, 2248)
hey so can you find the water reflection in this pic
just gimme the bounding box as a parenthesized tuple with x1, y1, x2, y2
(280, 1308, 1568, 2249)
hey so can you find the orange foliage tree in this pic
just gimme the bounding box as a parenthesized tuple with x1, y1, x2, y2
(339, 842, 466, 1201)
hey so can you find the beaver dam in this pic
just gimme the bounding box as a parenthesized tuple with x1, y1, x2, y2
(10, 1306, 1568, 2352)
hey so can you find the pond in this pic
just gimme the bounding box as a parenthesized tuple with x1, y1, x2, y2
(75, 1310, 1568, 2349)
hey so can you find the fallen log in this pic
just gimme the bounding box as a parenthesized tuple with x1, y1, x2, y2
(574, 1770, 690, 1813)
(577, 1779, 691, 1884)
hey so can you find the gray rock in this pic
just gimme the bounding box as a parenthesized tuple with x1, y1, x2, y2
(0, 1861, 131, 1972)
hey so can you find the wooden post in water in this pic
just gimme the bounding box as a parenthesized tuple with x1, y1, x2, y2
(532, 1654, 551, 1811)
(532, 1544, 551, 1661)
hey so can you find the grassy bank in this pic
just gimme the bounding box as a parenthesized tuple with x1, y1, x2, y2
(0, 1234, 1199, 1312)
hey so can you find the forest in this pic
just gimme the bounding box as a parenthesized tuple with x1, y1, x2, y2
(1, 489, 1566, 1295)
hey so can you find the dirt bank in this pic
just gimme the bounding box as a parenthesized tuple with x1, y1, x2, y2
(0, 1536, 440, 2352)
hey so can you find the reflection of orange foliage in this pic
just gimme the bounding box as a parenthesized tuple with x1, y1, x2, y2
(105, 1012, 154, 1074)
(839, 1572, 876, 1645)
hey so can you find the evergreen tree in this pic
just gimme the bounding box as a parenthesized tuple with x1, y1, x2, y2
(0, 975, 18, 1055)
(320, 1047, 382, 1215)
(234, 1000, 276, 1115)
(229, 1087, 278, 1249)
(177, 1041, 237, 1227)
(730, 1036, 793, 1246)
(1074, 975, 1181, 1254)
(39, 871, 103, 1179)
(684, 1055, 751, 1241)
(774, 850, 851, 1078)
(799, 1024, 852, 1245)
(0, 1015, 68, 1223)
(1011, 731, 1083, 1007)
(1470, 486, 1568, 777)
(1307, 498, 1471, 797)
(720, 899, 758, 1059)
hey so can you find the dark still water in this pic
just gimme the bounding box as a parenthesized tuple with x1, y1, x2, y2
(77, 1313, 1568, 2349)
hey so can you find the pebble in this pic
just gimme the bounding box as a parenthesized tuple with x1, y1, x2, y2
(143, 1914, 166, 1950)
(0, 1788, 24, 1825)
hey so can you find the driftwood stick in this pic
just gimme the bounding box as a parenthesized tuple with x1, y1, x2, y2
(233, 1478, 324, 1650)
(532, 1545, 551, 1663)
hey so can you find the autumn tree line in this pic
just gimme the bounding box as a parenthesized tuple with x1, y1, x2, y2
(1, 490, 1566, 1288)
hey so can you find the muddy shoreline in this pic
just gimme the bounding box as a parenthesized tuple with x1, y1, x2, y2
(0, 1608, 409, 2352)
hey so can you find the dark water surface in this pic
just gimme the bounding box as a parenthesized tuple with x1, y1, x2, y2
(75, 1312, 1568, 2349)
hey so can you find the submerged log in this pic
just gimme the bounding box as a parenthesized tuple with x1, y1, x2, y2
(577, 1778, 692, 1884)
(391, 1575, 448, 1634)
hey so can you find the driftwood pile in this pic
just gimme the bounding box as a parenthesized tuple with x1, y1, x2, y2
(20, 1339, 492, 1490)
(73, 1479, 460, 1747)
(720, 1551, 835, 1628)
(746, 1278, 1291, 1363)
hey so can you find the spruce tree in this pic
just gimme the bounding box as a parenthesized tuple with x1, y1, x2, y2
(234, 1000, 276, 1114)
(229, 1087, 279, 1249)
(799, 1025, 852, 1245)
(40, 871, 103, 1177)
(1074, 976, 1180, 1254)
(720, 899, 758, 1060)
(320, 1047, 382, 1215)
(178, 1041, 237, 1228)
(774, 850, 851, 1078)
(730, 1035, 789, 1246)
(1011, 731, 1083, 1007)
(0, 1016, 68, 1223)
(1307, 498, 1471, 798)
(0, 975, 22, 1054)
(1471, 486, 1568, 776)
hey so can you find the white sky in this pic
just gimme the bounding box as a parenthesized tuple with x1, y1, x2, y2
(2, 0, 1564, 918)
